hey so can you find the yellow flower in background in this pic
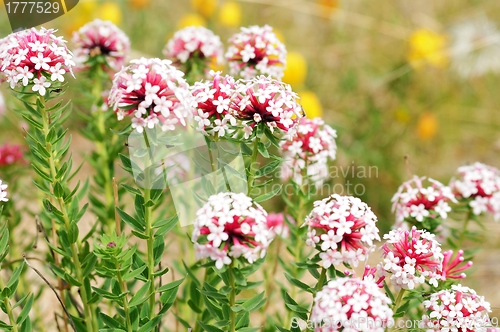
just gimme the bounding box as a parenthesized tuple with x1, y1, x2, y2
(178, 13, 207, 28)
(407, 29, 448, 68)
(318, 0, 338, 16)
(191, 0, 218, 18)
(97, 2, 122, 25)
(129, 0, 151, 10)
(416, 112, 438, 140)
(219, 2, 241, 28)
(283, 52, 307, 88)
(79, 0, 97, 15)
(299, 91, 323, 119)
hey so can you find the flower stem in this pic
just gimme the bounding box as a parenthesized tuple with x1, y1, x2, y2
(307, 268, 327, 322)
(228, 262, 236, 332)
(0, 276, 19, 332)
(458, 208, 473, 248)
(393, 289, 406, 313)
(116, 261, 133, 332)
(39, 96, 96, 332)
(246, 137, 260, 197)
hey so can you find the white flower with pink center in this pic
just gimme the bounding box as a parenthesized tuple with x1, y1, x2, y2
(280, 117, 337, 186)
(109, 57, 196, 133)
(231, 76, 303, 140)
(0, 180, 8, 202)
(191, 192, 274, 269)
(305, 194, 380, 269)
(225, 25, 286, 79)
(379, 227, 443, 290)
(392, 176, 457, 229)
(450, 162, 500, 221)
(0, 28, 74, 95)
(422, 285, 492, 331)
(311, 277, 393, 332)
(164, 26, 223, 74)
(192, 71, 237, 137)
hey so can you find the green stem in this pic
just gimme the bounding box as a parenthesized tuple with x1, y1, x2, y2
(458, 208, 473, 248)
(39, 96, 96, 332)
(116, 261, 133, 332)
(246, 137, 260, 197)
(307, 268, 327, 323)
(228, 263, 236, 332)
(0, 276, 19, 332)
(393, 289, 406, 313)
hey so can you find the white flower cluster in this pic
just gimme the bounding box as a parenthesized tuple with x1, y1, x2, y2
(109, 57, 196, 133)
(422, 284, 492, 331)
(280, 117, 337, 186)
(305, 194, 380, 269)
(380, 227, 443, 290)
(192, 192, 274, 269)
(0, 180, 8, 202)
(450, 162, 500, 221)
(226, 25, 287, 79)
(164, 26, 223, 65)
(0, 27, 74, 96)
(392, 176, 456, 225)
(311, 277, 393, 332)
(72, 19, 130, 71)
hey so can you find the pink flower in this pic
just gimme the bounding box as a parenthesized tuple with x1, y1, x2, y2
(192, 71, 237, 138)
(305, 194, 380, 269)
(164, 26, 223, 75)
(0, 144, 25, 167)
(439, 249, 473, 281)
(0, 28, 74, 95)
(191, 192, 274, 269)
(280, 117, 337, 186)
(392, 176, 456, 230)
(422, 285, 492, 332)
(0, 180, 7, 202)
(231, 76, 303, 139)
(266, 212, 292, 238)
(109, 57, 196, 133)
(311, 277, 393, 331)
(379, 227, 443, 290)
(72, 19, 130, 72)
(450, 162, 500, 221)
(225, 25, 286, 79)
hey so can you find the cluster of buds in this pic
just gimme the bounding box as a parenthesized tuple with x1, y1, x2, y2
(280, 117, 337, 186)
(226, 25, 287, 79)
(72, 19, 130, 72)
(379, 227, 443, 290)
(0, 27, 74, 96)
(192, 192, 274, 269)
(109, 57, 196, 133)
(310, 277, 393, 332)
(0, 180, 7, 202)
(439, 249, 473, 281)
(450, 162, 500, 221)
(0, 144, 25, 167)
(392, 176, 456, 231)
(192, 71, 237, 137)
(422, 285, 492, 331)
(305, 194, 380, 269)
(164, 26, 224, 76)
(231, 76, 303, 140)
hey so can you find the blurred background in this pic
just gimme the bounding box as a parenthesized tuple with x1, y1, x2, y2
(1, 0, 500, 321)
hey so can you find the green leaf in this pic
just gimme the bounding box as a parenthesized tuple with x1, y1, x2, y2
(137, 315, 162, 332)
(122, 266, 147, 281)
(197, 322, 224, 332)
(257, 141, 269, 158)
(16, 294, 34, 325)
(68, 221, 79, 244)
(254, 185, 282, 203)
(116, 208, 144, 232)
(157, 278, 185, 292)
(128, 281, 152, 307)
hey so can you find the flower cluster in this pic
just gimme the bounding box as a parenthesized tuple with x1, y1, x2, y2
(310, 277, 393, 332)
(231, 76, 303, 139)
(0, 180, 7, 202)
(164, 26, 223, 73)
(0, 144, 25, 167)
(266, 212, 291, 239)
(192, 192, 274, 269)
(192, 71, 237, 137)
(0, 27, 74, 96)
(391, 176, 456, 229)
(72, 19, 130, 72)
(226, 25, 287, 79)
(450, 162, 500, 221)
(440, 249, 473, 281)
(305, 194, 380, 268)
(380, 227, 443, 290)
(109, 57, 196, 133)
(422, 284, 492, 331)
(280, 117, 337, 186)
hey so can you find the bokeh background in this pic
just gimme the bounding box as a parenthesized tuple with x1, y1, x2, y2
(1, 0, 500, 325)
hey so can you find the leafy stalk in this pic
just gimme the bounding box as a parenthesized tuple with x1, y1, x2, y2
(246, 137, 260, 196)
(228, 263, 236, 332)
(0, 276, 19, 332)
